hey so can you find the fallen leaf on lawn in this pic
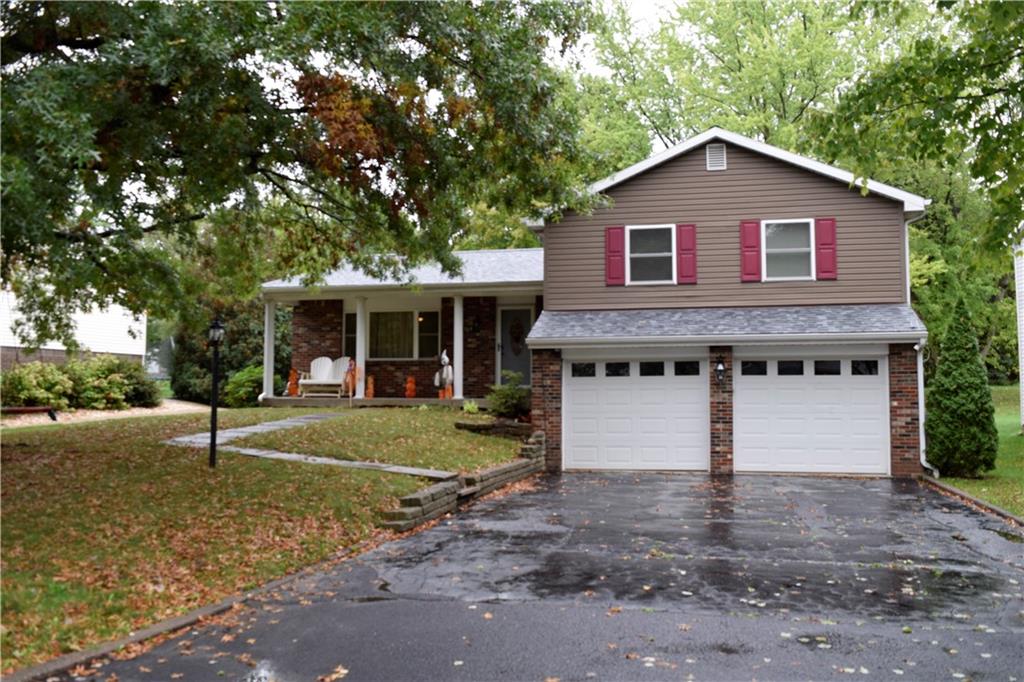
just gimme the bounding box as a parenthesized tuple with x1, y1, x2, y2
(220, 634, 235, 642)
(606, 606, 622, 617)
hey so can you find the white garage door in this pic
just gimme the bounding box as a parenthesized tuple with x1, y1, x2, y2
(564, 359, 709, 470)
(735, 356, 889, 474)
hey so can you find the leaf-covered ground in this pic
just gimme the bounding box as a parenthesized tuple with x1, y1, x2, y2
(233, 406, 521, 473)
(944, 385, 1023, 516)
(0, 408, 422, 673)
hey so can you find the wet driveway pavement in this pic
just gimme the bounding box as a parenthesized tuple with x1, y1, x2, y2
(71, 474, 1023, 681)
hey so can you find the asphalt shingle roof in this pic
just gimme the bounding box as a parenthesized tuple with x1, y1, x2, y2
(527, 304, 926, 344)
(262, 248, 543, 291)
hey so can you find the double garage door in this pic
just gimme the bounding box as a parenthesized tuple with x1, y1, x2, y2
(563, 351, 889, 474)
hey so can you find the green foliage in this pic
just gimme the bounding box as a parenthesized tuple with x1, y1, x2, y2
(874, 159, 1018, 384)
(925, 300, 999, 477)
(487, 371, 531, 420)
(1, 1, 596, 348)
(814, 1, 1024, 248)
(0, 362, 73, 410)
(1, 357, 160, 410)
(223, 365, 284, 408)
(592, 0, 904, 150)
(170, 301, 292, 405)
(64, 359, 129, 410)
(461, 399, 480, 415)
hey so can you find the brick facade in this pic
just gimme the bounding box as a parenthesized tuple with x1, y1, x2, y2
(889, 343, 922, 477)
(531, 348, 562, 472)
(463, 297, 497, 397)
(708, 346, 734, 475)
(291, 300, 344, 373)
(289, 296, 497, 398)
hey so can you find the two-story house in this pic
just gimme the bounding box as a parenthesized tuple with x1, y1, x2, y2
(259, 127, 930, 478)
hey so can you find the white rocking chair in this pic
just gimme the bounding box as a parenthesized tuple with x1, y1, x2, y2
(298, 356, 350, 398)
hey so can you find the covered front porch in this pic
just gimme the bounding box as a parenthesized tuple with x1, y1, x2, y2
(260, 396, 491, 408)
(256, 249, 544, 404)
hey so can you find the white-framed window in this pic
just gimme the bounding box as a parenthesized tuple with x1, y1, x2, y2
(626, 224, 675, 285)
(761, 219, 815, 281)
(368, 310, 440, 360)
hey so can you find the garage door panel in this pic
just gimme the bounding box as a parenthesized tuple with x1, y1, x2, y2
(565, 360, 709, 471)
(735, 354, 888, 475)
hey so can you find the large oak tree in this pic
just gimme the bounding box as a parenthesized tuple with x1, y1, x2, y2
(1, 1, 593, 346)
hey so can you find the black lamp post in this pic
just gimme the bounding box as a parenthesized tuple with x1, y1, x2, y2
(208, 318, 225, 468)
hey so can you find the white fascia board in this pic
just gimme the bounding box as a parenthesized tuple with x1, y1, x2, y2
(526, 330, 927, 349)
(587, 127, 929, 214)
(263, 281, 543, 299)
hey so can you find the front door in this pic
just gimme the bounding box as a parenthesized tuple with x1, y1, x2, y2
(498, 308, 533, 384)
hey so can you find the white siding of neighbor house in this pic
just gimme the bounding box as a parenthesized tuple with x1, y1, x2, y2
(0, 291, 146, 357)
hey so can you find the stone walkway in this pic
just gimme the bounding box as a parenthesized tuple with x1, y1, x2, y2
(163, 413, 456, 480)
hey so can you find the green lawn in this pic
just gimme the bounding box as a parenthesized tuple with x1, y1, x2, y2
(943, 384, 1023, 517)
(234, 406, 521, 473)
(0, 408, 422, 673)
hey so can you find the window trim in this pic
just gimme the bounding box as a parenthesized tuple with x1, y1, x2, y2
(761, 218, 816, 282)
(625, 224, 676, 286)
(368, 309, 440, 361)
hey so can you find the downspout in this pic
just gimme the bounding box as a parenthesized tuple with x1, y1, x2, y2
(905, 211, 937, 477)
(917, 338, 938, 477)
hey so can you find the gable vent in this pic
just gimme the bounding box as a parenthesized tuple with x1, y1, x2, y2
(706, 143, 727, 171)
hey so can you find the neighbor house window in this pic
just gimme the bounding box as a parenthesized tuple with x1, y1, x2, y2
(344, 313, 357, 358)
(763, 219, 814, 281)
(627, 225, 675, 284)
(369, 310, 439, 359)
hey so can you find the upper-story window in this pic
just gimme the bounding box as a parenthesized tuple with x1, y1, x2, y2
(762, 219, 815, 281)
(627, 225, 675, 285)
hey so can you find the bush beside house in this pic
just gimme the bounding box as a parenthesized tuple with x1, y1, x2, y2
(925, 300, 999, 477)
(1, 357, 161, 410)
(170, 302, 291, 405)
(487, 371, 531, 420)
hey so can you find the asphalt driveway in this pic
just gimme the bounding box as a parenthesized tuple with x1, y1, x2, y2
(62, 475, 1023, 681)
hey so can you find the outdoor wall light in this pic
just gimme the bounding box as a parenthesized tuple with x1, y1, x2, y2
(207, 318, 225, 468)
(714, 356, 727, 385)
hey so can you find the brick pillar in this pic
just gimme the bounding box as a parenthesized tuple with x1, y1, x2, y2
(291, 300, 345, 372)
(889, 343, 922, 477)
(709, 346, 733, 475)
(531, 348, 562, 473)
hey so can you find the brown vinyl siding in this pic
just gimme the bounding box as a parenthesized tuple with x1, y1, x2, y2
(543, 143, 907, 310)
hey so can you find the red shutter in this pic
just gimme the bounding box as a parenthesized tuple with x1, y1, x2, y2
(605, 226, 625, 286)
(815, 217, 837, 280)
(739, 220, 761, 282)
(676, 223, 697, 284)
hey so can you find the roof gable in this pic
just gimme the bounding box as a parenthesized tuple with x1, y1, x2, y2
(589, 127, 928, 214)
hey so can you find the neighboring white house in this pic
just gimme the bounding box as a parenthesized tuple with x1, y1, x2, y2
(0, 290, 146, 369)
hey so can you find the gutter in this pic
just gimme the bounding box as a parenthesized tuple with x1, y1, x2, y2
(527, 330, 927, 349)
(917, 337, 938, 477)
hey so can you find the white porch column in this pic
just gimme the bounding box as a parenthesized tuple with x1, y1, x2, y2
(453, 295, 464, 399)
(259, 300, 276, 402)
(355, 296, 367, 399)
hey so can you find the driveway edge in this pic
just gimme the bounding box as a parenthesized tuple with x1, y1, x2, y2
(922, 475, 1023, 526)
(2, 538, 380, 682)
